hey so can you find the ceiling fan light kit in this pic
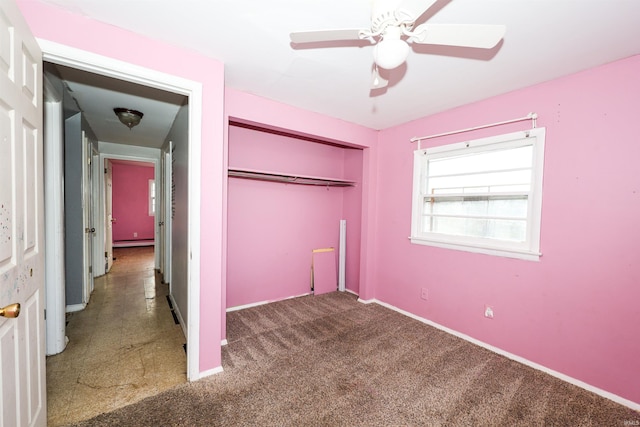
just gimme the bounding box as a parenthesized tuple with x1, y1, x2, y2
(373, 26, 410, 69)
(290, 0, 506, 89)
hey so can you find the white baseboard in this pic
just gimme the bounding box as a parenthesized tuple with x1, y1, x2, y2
(372, 298, 640, 411)
(221, 339, 228, 346)
(226, 292, 312, 312)
(344, 288, 359, 297)
(196, 365, 224, 380)
(65, 303, 86, 313)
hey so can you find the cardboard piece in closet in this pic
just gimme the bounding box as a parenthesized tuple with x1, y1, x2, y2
(311, 248, 337, 296)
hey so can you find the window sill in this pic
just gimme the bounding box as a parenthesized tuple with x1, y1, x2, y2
(410, 237, 541, 261)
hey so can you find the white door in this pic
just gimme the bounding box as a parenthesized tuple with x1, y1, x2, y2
(104, 159, 114, 272)
(0, 1, 46, 426)
(158, 156, 165, 275)
(81, 132, 93, 299)
(163, 142, 173, 286)
(90, 147, 101, 276)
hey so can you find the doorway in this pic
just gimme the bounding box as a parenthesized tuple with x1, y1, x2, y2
(41, 40, 202, 412)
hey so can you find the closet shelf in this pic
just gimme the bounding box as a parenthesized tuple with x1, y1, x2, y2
(228, 167, 356, 187)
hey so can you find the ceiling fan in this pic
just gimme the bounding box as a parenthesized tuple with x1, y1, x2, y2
(290, 0, 506, 89)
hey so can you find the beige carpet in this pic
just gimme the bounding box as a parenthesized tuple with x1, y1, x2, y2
(69, 292, 639, 426)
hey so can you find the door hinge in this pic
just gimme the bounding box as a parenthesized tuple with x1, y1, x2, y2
(105, 251, 108, 258)
(44, 309, 46, 320)
(104, 167, 107, 174)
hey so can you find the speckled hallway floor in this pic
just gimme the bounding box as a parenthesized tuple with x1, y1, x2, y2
(46, 246, 187, 426)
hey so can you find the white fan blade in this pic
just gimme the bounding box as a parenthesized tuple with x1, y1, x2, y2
(410, 24, 506, 48)
(290, 29, 364, 44)
(371, 67, 388, 89)
(397, 0, 438, 21)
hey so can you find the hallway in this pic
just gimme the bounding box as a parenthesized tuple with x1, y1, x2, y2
(46, 246, 187, 426)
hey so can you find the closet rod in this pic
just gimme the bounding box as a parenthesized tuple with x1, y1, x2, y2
(410, 112, 538, 144)
(228, 168, 355, 187)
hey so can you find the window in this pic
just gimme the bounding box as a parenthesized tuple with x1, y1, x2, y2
(410, 128, 545, 260)
(149, 179, 156, 216)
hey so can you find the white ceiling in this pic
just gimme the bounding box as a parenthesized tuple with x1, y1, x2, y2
(40, 0, 640, 141)
(47, 63, 186, 148)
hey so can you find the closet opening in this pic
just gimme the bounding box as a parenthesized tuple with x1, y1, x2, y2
(225, 121, 364, 311)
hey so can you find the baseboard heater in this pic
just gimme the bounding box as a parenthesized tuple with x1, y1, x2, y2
(113, 239, 155, 248)
(166, 295, 179, 325)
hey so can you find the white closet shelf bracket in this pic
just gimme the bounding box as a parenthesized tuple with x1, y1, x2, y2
(228, 168, 356, 187)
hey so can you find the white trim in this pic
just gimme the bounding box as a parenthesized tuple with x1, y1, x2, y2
(39, 40, 198, 97)
(148, 179, 156, 216)
(90, 146, 102, 276)
(97, 149, 160, 274)
(99, 141, 161, 160)
(345, 288, 359, 298)
(221, 339, 228, 346)
(372, 298, 640, 411)
(410, 128, 546, 261)
(65, 303, 86, 313)
(40, 39, 203, 381)
(198, 366, 224, 379)
(357, 298, 376, 304)
(226, 292, 312, 312)
(410, 238, 542, 261)
(44, 97, 67, 356)
(187, 79, 203, 381)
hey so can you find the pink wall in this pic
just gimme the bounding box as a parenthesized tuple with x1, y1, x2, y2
(374, 55, 640, 405)
(227, 125, 362, 307)
(21, 0, 636, 406)
(17, 0, 225, 373)
(111, 161, 155, 242)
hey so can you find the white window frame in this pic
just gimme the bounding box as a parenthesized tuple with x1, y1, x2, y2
(410, 128, 546, 261)
(149, 179, 156, 216)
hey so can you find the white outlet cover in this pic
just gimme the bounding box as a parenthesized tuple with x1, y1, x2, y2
(484, 306, 494, 318)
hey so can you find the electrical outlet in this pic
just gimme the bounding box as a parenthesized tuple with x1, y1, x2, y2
(133, 232, 138, 238)
(484, 305, 494, 319)
(420, 288, 428, 300)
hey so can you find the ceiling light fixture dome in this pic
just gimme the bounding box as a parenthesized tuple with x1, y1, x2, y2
(114, 108, 144, 130)
(373, 26, 410, 70)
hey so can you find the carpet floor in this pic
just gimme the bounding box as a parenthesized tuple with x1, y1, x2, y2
(69, 292, 639, 426)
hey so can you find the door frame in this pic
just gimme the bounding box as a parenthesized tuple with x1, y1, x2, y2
(43, 76, 67, 356)
(95, 143, 161, 275)
(40, 39, 203, 381)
